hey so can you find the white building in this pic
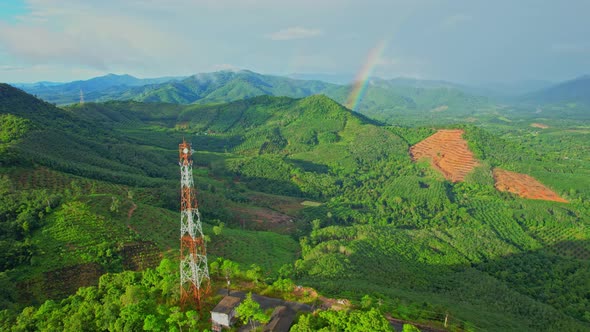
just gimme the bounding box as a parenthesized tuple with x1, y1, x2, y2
(211, 296, 241, 331)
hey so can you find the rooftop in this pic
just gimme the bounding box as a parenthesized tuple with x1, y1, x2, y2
(211, 296, 241, 315)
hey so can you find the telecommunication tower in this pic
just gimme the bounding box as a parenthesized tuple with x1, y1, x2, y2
(79, 89, 85, 105)
(179, 140, 210, 310)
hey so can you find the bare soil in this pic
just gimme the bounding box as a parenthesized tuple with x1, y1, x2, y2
(493, 168, 568, 203)
(410, 129, 479, 182)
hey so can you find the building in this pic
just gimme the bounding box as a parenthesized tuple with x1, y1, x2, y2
(211, 296, 241, 331)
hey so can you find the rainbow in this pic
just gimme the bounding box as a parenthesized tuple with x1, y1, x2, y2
(345, 40, 387, 111)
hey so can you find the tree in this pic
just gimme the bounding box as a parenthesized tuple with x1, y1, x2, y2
(235, 293, 269, 330)
(212, 222, 224, 236)
(246, 264, 262, 284)
(220, 259, 240, 294)
(166, 306, 186, 332)
(143, 314, 163, 331)
(402, 323, 421, 332)
(361, 294, 373, 309)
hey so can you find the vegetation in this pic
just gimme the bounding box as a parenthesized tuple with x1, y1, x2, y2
(0, 259, 203, 332)
(291, 307, 393, 332)
(0, 82, 589, 331)
(235, 292, 270, 329)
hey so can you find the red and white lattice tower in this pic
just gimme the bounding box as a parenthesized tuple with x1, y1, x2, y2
(179, 140, 210, 310)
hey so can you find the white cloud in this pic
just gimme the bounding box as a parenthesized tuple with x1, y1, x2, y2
(0, 0, 197, 74)
(267, 27, 322, 41)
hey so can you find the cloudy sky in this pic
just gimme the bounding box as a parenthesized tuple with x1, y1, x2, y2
(0, 0, 589, 83)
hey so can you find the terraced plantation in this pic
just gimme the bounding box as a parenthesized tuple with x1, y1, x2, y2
(493, 168, 568, 203)
(409, 129, 479, 182)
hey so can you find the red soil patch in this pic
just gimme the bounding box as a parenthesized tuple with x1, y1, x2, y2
(493, 168, 568, 203)
(531, 123, 549, 129)
(410, 129, 479, 182)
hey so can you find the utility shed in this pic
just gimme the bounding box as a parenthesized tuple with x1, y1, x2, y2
(263, 306, 296, 332)
(211, 296, 241, 331)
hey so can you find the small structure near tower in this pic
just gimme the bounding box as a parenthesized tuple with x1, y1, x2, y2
(211, 296, 241, 331)
(179, 140, 210, 310)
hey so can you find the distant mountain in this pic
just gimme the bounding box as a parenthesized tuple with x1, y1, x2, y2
(523, 75, 590, 105)
(17, 73, 183, 105)
(16, 70, 337, 105)
(322, 79, 491, 125)
(11, 81, 63, 88)
(121, 70, 338, 104)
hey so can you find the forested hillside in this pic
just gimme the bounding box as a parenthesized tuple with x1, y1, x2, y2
(1, 83, 589, 331)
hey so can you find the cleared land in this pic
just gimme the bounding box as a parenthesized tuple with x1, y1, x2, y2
(493, 168, 568, 203)
(409, 129, 478, 182)
(411, 130, 569, 203)
(531, 123, 549, 129)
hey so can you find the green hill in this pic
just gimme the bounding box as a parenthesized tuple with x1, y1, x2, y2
(1, 84, 590, 331)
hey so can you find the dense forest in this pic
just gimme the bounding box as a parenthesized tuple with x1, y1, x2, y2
(0, 81, 589, 331)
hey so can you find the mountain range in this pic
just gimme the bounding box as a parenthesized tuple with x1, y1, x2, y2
(13, 70, 587, 106)
(11, 70, 588, 129)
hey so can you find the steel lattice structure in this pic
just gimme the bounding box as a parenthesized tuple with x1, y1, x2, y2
(179, 140, 210, 310)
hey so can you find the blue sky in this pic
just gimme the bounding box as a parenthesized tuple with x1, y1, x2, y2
(0, 0, 589, 83)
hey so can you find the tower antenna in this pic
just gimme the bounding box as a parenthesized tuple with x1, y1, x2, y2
(179, 140, 210, 310)
(80, 88, 85, 105)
